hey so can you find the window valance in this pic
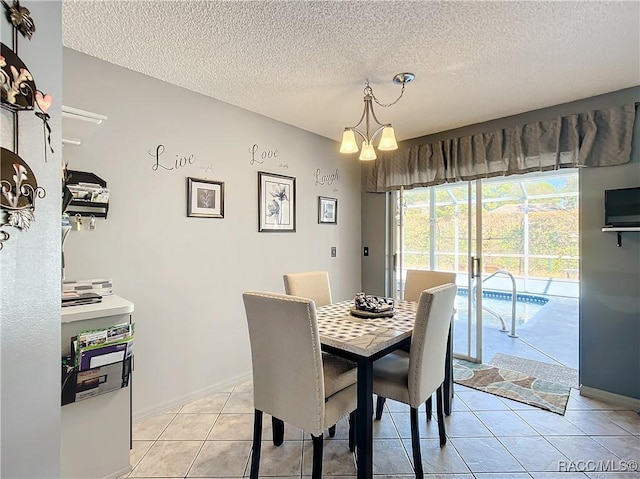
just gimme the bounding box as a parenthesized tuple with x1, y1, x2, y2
(367, 103, 637, 193)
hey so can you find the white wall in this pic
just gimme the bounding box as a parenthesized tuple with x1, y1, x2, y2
(62, 49, 362, 417)
(1, 2, 62, 476)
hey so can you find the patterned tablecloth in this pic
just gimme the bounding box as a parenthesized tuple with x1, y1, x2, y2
(316, 299, 417, 357)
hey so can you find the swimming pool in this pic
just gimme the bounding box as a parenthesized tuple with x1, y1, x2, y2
(455, 288, 549, 328)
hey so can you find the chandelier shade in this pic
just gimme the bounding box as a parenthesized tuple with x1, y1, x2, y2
(339, 73, 414, 161)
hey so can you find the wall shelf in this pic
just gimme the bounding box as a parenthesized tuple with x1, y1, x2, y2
(62, 105, 107, 147)
(601, 226, 640, 247)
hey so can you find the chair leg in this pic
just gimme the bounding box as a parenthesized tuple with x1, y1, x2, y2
(250, 409, 263, 479)
(436, 384, 447, 446)
(311, 433, 324, 479)
(409, 407, 424, 479)
(348, 411, 356, 452)
(375, 395, 386, 420)
(272, 416, 284, 446)
(328, 425, 336, 437)
(425, 395, 432, 421)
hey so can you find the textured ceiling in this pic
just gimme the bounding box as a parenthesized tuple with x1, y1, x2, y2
(62, 1, 640, 143)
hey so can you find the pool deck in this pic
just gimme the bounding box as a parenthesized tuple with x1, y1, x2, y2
(453, 283, 579, 371)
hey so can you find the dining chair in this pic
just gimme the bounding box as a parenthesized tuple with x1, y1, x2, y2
(376, 269, 457, 421)
(283, 271, 332, 307)
(242, 291, 357, 479)
(283, 270, 346, 438)
(372, 283, 457, 479)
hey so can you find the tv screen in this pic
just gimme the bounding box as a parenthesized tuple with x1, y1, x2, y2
(604, 187, 640, 227)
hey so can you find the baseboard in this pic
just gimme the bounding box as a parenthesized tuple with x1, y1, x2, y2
(133, 371, 253, 421)
(103, 465, 131, 479)
(580, 385, 640, 410)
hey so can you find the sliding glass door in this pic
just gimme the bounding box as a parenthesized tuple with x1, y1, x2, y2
(393, 182, 484, 362)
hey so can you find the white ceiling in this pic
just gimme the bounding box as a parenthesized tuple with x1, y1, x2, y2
(62, 1, 640, 143)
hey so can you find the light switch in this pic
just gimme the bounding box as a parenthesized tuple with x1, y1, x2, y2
(364, 246, 369, 256)
(331, 247, 337, 257)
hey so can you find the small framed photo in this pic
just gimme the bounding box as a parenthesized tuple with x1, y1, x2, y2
(258, 171, 296, 232)
(318, 196, 337, 224)
(187, 177, 224, 218)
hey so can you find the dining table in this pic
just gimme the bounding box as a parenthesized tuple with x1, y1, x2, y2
(316, 298, 454, 479)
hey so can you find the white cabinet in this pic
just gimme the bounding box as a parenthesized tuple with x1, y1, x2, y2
(61, 295, 134, 479)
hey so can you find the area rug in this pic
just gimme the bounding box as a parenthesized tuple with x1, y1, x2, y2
(453, 358, 571, 415)
(489, 353, 579, 389)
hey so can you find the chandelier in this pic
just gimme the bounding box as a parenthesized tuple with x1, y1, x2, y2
(339, 72, 415, 161)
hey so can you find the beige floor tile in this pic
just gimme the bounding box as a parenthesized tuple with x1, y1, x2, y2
(130, 440, 154, 469)
(159, 413, 218, 440)
(474, 474, 533, 479)
(187, 440, 251, 477)
(449, 437, 526, 473)
(129, 440, 202, 477)
(252, 441, 303, 476)
(516, 409, 587, 436)
(402, 438, 471, 474)
(591, 435, 640, 462)
(221, 392, 254, 414)
(598, 410, 640, 435)
(180, 393, 230, 414)
(456, 391, 511, 411)
(208, 413, 254, 441)
(475, 410, 539, 436)
(372, 438, 414, 475)
(443, 411, 493, 437)
(132, 413, 176, 441)
(585, 473, 640, 479)
(390, 412, 440, 439)
(301, 439, 356, 475)
(496, 436, 569, 471)
(530, 473, 587, 478)
(545, 436, 622, 464)
(564, 410, 632, 436)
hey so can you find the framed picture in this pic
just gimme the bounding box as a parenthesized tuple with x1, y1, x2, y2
(258, 171, 296, 232)
(318, 196, 338, 224)
(187, 177, 224, 218)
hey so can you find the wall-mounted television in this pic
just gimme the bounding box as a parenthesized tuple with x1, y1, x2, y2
(604, 187, 640, 227)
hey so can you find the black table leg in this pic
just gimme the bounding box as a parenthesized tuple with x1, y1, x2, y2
(356, 358, 373, 479)
(443, 322, 454, 415)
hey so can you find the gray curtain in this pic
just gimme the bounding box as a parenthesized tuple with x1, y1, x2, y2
(367, 103, 637, 193)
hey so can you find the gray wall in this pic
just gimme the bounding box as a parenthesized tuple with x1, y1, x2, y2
(580, 103, 639, 399)
(62, 49, 362, 417)
(0, 1, 62, 476)
(362, 87, 640, 399)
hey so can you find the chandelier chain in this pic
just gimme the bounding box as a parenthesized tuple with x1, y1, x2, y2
(365, 81, 407, 108)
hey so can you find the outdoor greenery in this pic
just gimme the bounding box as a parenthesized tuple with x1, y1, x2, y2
(401, 174, 579, 279)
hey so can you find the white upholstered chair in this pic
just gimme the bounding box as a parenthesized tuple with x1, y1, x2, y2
(243, 291, 357, 479)
(404, 269, 457, 302)
(283, 270, 352, 438)
(372, 283, 457, 478)
(377, 269, 457, 422)
(283, 271, 332, 306)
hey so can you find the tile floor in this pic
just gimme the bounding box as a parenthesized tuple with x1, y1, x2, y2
(125, 381, 639, 478)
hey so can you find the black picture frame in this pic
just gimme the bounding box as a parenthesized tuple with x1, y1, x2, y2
(187, 177, 224, 218)
(258, 171, 296, 232)
(318, 196, 337, 224)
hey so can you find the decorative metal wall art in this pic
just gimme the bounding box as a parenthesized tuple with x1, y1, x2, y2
(2, 1, 35, 39)
(1, 42, 54, 158)
(0, 147, 46, 248)
(0, 1, 50, 251)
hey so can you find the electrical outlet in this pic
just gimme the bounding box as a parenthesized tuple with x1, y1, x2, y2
(331, 247, 337, 257)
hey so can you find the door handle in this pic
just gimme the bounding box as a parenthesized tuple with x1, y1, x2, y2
(470, 256, 481, 278)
